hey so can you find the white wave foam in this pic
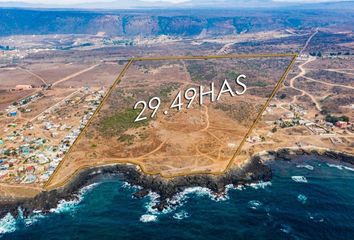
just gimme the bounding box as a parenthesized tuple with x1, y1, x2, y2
(280, 223, 292, 234)
(165, 182, 271, 214)
(234, 185, 245, 191)
(144, 185, 234, 218)
(307, 213, 325, 223)
(296, 164, 314, 170)
(140, 214, 157, 223)
(248, 200, 263, 210)
(180, 187, 213, 197)
(291, 176, 308, 183)
(172, 186, 230, 204)
(50, 182, 100, 214)
(247, 181, 272, 189)
(297, 194, 307, 204)
(0, 213, 17, 235)
(121, 182, 142, 191)
(143, 182, 271, 220)
(343, 166, 354, 172)
(173, 210, 189, 220)
(11, 207, 45, 228)
(327, 163, 354, 172)
(23, 213, 46, 227)
(0, 183, 101, 235)
(49, 197, 81, 214)
(144, 192, 164, 215)
(80, 182, 100, 194)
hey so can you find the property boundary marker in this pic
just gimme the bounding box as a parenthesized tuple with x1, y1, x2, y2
(45, 53, 297, 190)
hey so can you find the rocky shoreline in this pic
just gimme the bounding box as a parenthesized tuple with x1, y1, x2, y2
(0, 148, 353, 219)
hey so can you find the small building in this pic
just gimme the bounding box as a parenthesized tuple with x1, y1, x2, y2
(38, 154, 49, 165)
(26, 165, 35, 174)
(23, 174, 36, 183)
(335, 121, 348, 129)
(15, 85, 32, 91)
(20, 145, 30, 155)
(8, 111, 17, 117)
(51, 132, 59, 138)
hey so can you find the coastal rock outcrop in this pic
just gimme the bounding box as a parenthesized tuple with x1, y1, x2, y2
(0, 148, 353, 219)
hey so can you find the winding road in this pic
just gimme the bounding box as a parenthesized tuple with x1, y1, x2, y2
(288, 28, 354, 111)
(289, 56, 322, 111)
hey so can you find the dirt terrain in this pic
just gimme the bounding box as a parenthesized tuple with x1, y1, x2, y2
(0, 26, 353, 198)
(44, 56, 295, 189)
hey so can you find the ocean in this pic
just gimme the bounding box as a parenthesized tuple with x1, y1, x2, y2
(1, 158, 354, 240)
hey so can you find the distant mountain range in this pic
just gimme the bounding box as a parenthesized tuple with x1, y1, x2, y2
(0, 5, 353, 37)
(0, 0, 353, 9)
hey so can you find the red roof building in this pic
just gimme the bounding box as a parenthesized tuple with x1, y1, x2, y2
(335, 121, 348, 129)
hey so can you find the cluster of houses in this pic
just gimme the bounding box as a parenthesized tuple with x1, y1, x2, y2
(5, 91, 43, 117)
(0, 88, 105, 184)
(274, 103, 352, 136)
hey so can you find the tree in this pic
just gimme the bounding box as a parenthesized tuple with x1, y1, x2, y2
(339, 115, 349, 122)
(325, 114, 350, 124)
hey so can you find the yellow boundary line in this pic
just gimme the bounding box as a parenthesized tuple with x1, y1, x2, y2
(131, 53, 295, 61)
(44, 53, 297, 190)
(44, 60, 133, 188)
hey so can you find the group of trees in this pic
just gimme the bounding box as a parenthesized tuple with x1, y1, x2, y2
(325, 114, 349, 124)
(309, 51, 351, 57)
(309, 51, 322, 57)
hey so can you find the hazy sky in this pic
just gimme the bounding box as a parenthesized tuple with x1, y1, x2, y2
(0, 0, 348, 4)
(0, 0, 185, 3)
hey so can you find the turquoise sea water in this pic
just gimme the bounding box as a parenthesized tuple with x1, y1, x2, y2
(1, 158, 354, 240)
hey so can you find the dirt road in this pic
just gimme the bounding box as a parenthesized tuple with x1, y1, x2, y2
(289, 57, 322, 111)
(19, 67, 48, 86)
(52, 64, 100, 87)
(29, 89, 81, 122)
(299, 28, 318, 55)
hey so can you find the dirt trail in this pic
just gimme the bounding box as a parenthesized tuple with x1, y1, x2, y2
(29, 89, 81, 122)
(324, 69, 354, 77)
(300, 28, 318, 55)
(19, 67, 48, 86)
(288, 28, 322, 110)
(52, 64, 99, 87)
(217, 42, 235, 55)
(289, 57, 322, 111)
(303, 75, 354, 90)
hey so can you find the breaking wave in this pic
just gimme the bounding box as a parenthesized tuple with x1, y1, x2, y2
(291, 176, 308, 183)
(0, 213, 17, 235)
(297, 194, 307, 204)
(296, 164, 314, 170)
(327, 163, 354, 172)
(50, 182, 100, 214)
(121, 182, 142, 191)
(246, 181, 272, 189)
(173, 210, 189, 220)
(0, 182, 100, 236)
(140, 181, 272, 222)
(139, 214, 158, 223)
(248, 200, 263, 210)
